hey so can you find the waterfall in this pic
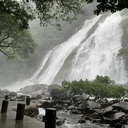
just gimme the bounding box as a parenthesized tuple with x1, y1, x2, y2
(28, 10, 128, 86)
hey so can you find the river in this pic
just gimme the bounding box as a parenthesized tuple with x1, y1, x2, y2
(38, 108, 109, 128)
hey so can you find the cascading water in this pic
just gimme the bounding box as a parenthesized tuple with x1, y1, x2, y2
(68, 11, 127, 84)
(27, 10, 128, 86)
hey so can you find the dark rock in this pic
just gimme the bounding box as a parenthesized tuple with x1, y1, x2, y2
(114, 122, 124, 128)
(50, 89, 66, 100)
(38, 101, 53, 109)
(53, 104, 63, 110)
(103, 112, 125, 121)
(100, 102, 113, 108)
(100, 106, 113, 116)
(24, 105, 39, 118)
(56, 118, 66, 125)
(112, 102, 128, 113)
(70, 109, 82, 114)
(81, 100, 101, 109)
(110, 99, 120, 104)
(78, 118, 86, 123)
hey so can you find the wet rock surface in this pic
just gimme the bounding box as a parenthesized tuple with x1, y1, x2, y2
(2, 86, 128, 128)
(24, 105, 39, 117)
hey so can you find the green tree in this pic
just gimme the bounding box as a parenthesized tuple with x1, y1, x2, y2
(0, 12, 36, 58)
(61, 80, 71, 99)
(94, 75, 115, 85)
(1, 0, 128, 30)
(61, 76, 126, 100)
(0, 0, 128, 57)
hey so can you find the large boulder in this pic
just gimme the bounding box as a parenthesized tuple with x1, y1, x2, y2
(81, 100, 101, 110)
(50, 89, 66, 100)
(112, 102, 128, 113)
(37, 101, 53, 109)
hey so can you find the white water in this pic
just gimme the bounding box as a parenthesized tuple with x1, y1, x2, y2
(27, 11, 128, 86)
(68, 12, 127, 83)
(27, 51, 52, 85)
(34, 15, 102, 85)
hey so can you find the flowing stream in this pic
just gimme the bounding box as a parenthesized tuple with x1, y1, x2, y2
(38, 108, 107, 128)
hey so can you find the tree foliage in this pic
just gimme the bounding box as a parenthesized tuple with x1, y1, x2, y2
(0, 12, 36, 58)
(0, 0, 128, 30)
(0, 0, 128, 57)
(61, 76, 126, 100)
(118, 48, 128, 58)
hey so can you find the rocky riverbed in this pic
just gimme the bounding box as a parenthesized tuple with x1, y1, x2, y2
(1, 84, 128, 128)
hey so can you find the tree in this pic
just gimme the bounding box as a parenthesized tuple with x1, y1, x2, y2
(92, 0, 128, 15)
(61, 76, 126, 100)
(0, 0, 128, 57)
(61, 80, 73, 99)
(0, 12, 36, 58)
(94, 75, 115, 85)
(1, 0, 128, 30)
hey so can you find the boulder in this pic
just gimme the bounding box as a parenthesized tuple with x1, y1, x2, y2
(102, 112, 126, 126)
(112, 102, 128, 113)
(38, 101, 53, 109)
(100, 106, 113, 116)
(56, 118, 66, 125)
(81, 100, 101, 110)
(50, 89, 66, 100)
(78, 118, 86, 123)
